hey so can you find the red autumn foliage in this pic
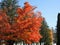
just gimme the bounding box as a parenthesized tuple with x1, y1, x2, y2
(0, 2, 43, 44)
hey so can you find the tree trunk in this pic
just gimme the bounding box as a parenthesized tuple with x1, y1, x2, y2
(6, 40, 15, 45)
(40, 39, 41, 45)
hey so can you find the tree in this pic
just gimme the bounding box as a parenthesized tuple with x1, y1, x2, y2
(0, 0, 19, 45)
(16, 2, 43, 44)
(0, 0, 19, 24)
(57, 13, 60, 45)
(49, 29, 53, 45)
(44, 29, 53, 45)
(0, 1, 43, 45)
(40, 18, 49, 42)
(40, 18, 53, 45)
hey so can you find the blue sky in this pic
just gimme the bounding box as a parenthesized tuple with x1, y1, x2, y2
(0, 0, 60, 29)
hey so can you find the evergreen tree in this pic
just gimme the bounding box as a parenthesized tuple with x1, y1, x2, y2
(40, 18, 53, 45)
(40, 18, 49, 42)
(57, 13, 60, 45)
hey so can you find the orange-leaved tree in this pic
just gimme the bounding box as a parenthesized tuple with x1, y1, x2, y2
(0, 2, 43, 44)
(16, 2, 43, 44)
